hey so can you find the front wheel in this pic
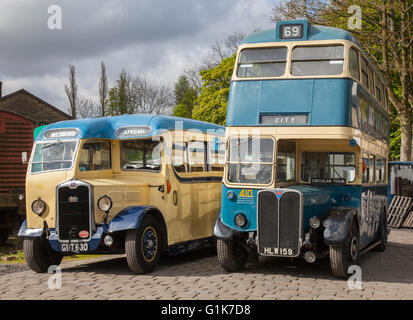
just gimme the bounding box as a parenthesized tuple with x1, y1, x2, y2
(217, 238, 248, 272)
(329, 222, 360, 279)
(125, 215, 162, 274)
(23, 237, 63, 273)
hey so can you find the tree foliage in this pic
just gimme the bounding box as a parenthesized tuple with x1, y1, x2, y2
(172, 75, 198, 118)
(106, 70, 173, 116)
(192, 55, 236, 125)
(64, 64, 78, 119)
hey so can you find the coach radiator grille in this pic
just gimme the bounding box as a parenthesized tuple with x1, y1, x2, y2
(257, 189, 303, 257)
(57, 181, 93, 241)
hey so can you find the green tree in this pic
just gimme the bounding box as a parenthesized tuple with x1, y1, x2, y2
(192, 55, 235, 125)
(105, 69, 132, 116)
(172, 75, 197, 118)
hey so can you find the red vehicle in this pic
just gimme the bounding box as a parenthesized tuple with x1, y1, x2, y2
(0, 110, 35, 245)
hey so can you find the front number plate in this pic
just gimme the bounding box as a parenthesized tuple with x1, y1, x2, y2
(61, 243, 88, 252)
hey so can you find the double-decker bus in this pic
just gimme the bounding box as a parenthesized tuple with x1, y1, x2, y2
(214, 20, 390, 279)
(18, 114, 225, 273)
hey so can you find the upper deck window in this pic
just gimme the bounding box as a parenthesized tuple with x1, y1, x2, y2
(291, 45, 344, 76)
(31, 140, 78, 173)
(237, 47, 287, 78)
(121, 139, 161, 171)
(227, 137, 274, 185)
(78, 141, 111, 171)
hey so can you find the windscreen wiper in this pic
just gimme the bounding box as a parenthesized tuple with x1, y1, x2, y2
(42, 140, 63, 150)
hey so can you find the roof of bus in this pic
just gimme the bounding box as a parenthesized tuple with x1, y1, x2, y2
(241, 23, 362, 47)
(36, 114, 225, 141)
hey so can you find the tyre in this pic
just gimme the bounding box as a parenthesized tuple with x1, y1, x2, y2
(23, 236, 63, 273)
(373, 207, 388, 252)
(125, 215, 162, 274)
(329, 222, 360, 279)
(217, 238, 248, 272)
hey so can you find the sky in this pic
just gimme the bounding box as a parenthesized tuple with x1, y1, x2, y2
(0, 0, 276, 115)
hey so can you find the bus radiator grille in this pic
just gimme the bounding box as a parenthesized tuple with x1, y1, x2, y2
(57, 185, 91, 241)
(257, 190, 301, 257)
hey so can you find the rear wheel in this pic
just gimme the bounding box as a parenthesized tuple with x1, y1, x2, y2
(329, 222, 360, 279)
(23, 236, 63, 273)
(217, 238, 248, 272)
(125, 215, 162, 274)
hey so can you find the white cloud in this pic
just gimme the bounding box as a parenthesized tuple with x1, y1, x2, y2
(0, 0, 276, 113)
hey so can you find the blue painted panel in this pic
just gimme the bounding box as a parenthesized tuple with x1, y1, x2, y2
(107, 206, 152, 233)
(220, 184, 361, 233)
(227, 79, 351, 127)
(17, 220, 43, 237)
(241, 23, 361, 47)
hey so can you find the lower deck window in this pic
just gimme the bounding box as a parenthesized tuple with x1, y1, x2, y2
(227, 137, 274, 185)
(301, 152, 356, 183)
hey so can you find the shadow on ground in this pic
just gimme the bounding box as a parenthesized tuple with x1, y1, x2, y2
(61, 240, 413, 284)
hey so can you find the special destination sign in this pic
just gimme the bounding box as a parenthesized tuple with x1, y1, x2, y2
(260, 114, 308, 125)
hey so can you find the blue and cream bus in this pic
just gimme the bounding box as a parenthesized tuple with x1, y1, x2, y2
(19, 114, 225, 273)
(214, 20, 390, 279)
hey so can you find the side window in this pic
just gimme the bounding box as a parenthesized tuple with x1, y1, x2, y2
(79, 141, 111, 171)
(368, 67, 374, 94)
(360, 97, 369, 132)
(208, 137, 225, 172)
(172, 142, 187, 173)
(361, 57, 369, 88)
(276, 140, 296, 182)
(349, 47, 360, 80)
(376, 158, 386, 183)
(188, 141, 205, 172)
(362, 155, 375, 183)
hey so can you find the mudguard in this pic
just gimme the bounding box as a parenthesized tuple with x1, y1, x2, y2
(107, 206, 161, 233)
(17, 220, 43, 238)
(323, 208, 358, 246)
(213, 215, 238, 240)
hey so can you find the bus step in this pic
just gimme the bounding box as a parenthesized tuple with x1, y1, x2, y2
(388, 196, 413, 228)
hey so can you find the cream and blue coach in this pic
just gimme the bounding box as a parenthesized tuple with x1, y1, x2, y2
(19, 114, 225, 273)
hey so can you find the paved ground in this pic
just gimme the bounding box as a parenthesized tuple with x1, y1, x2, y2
(1, 228, 413, 300)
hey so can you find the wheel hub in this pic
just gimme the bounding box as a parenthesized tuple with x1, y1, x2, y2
(350, 236, 358, 260)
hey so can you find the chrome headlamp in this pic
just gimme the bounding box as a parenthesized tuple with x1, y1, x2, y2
(309, 216, 321, 229)
(31, 198, 46, 215)
(234, 213, 247, 227)
(98, 195, 113, 212)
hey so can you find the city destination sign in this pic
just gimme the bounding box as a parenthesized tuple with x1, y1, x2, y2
(260, 114, 308, 125)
